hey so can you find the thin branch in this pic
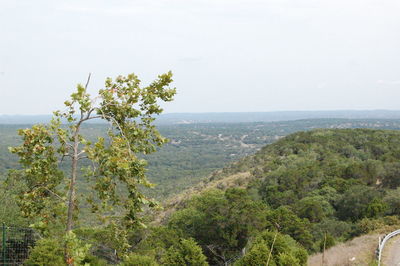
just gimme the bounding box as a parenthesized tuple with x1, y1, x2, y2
(97, 108, 133, 155)
(266, 231, 278, 266)
(32, 185, 66, 203)
(44, 187, 66, 203)
(59, 153, 72, 164)
(206, 245, 226, 264)
(85, 108, 96, 120)
(78, 156, 89, 161)
(85, 73, 92, 90)
(82, 115, 103, 122)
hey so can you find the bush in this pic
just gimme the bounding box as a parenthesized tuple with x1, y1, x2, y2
(81, 254, 108, 266)
(234, 241, 272, 266)
(162, 238, 208, 266)
(319, 234, 335, 252)
(235, 231, 307, 266)
(120, 254, 159, 266)
(25, 238, 64, 266)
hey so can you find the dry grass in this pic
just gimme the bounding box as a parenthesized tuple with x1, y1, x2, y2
(308, 234, 381, 266)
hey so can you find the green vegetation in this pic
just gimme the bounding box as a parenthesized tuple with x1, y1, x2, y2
(3, 119, 400, 265)
(4, 72, 176, 264)
(157, 129, 400, 264)
(2, 119, 400, 200)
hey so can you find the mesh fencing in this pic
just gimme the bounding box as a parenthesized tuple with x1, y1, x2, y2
(0, 224, 121, 265)
(0, 224, 37, 265)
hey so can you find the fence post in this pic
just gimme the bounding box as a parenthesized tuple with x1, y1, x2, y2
(2, 223, 6, 265)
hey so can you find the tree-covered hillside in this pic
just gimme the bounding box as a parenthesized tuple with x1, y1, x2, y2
(158, 129, 400, 265)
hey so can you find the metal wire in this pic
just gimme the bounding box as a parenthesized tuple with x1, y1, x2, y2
(0, 224, 37, 265)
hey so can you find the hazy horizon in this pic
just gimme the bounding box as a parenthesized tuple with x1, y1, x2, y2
(1, 0, 399, 115)
(2, 109, 400, 116)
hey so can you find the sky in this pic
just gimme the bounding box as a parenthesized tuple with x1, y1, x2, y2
(0, 0, 399, 114)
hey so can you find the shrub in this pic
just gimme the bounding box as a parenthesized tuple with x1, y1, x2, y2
(25, 238, 64, 266)
(120, 254, 159, 266)
(162, 238, 208, 266)
(235, 231, 307, 266)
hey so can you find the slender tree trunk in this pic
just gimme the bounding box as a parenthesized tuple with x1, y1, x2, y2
(266, 231, 278, 266)
(66, 150, 77, 231)
(65, 124, 81, 265)
(66, 128, 80, 232)
(322, 232, 327, 266)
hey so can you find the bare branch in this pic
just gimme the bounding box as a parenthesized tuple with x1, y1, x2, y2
(44, 187, 66, 203)
(82, 115, 103, 122)
(85, 73, 92, 90)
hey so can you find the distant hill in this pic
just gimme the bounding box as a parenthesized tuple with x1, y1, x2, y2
(2, 110, 400, 124)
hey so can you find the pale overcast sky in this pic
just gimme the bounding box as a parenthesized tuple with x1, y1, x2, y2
(0, 0, 399, 114)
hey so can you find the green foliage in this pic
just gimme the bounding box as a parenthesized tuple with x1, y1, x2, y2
(265, 207, 313, 250)
(25, 233, 97, 266)
(353, 218, 385, 235)
(5, 119, 400, 263)
(168, 188, 268, 264)
(64, 231, 92, 265)
(319, 234, 335, 252)
(162, 238, 208, 266)
(384, 188, 400, 215)
(120, 254, 159, 266)
(8, 72, 176, 259)
(311, 218, 352, 242)
(234, 241, 272, 266)
(133, 226, 182, 261)
(24, 238, 65, 266)
(294, 196, 334, 223)
(235, 230, 307, 266)
(336, 185, 383, 221)
(3, 119, 400, 200)
(7, 125, 66, 233)
(80, 254, 108, 266)
(0, 174, 28, 226)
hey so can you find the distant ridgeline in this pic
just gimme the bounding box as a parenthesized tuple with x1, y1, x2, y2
(2, 110, 400, 124)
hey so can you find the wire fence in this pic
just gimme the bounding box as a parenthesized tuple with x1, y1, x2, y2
(0, 223, 135, 265)
(0, 223, 37, 265)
